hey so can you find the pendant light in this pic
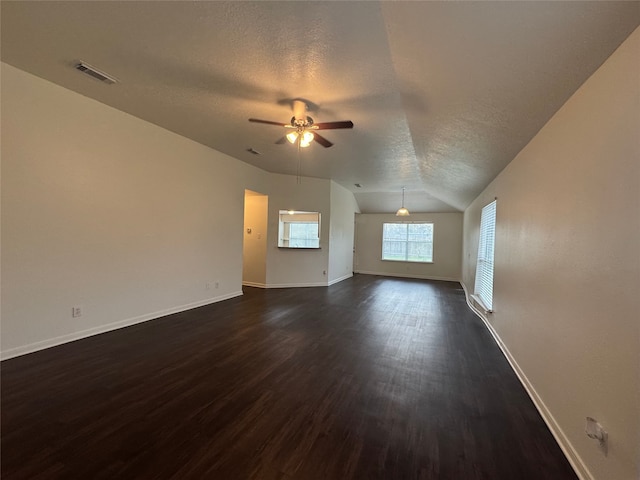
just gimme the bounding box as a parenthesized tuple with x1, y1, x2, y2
(396, 187, 410, 216)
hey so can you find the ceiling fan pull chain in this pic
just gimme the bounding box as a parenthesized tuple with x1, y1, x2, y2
(297, 139, 302, 184)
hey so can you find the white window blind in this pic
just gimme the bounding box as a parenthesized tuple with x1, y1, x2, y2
(474, 200, 496, 312)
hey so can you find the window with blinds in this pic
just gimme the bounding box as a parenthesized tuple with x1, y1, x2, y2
(474, 200, 496, 312)
(382, 222, 433, 263)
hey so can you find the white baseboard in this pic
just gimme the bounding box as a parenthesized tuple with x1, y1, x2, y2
(243, 275, 352, 289)
(355, 270, 459, 283)
(0, 291, 243, 361)
(262, 281, 328, 288)
(459, 282, 592, 480)
(242, 281, 267, 288)
(328, 273, 353, 286)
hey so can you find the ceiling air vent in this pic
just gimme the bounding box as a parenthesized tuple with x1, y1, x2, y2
(75, 62, 118, 84)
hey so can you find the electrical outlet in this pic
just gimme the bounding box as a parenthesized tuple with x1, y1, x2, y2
(205, 282, 211, 290)
(72, 306, 82, 318)
(215, 281, 219, 289)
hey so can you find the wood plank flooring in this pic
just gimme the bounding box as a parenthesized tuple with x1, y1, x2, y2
(1, 275, 577, 479)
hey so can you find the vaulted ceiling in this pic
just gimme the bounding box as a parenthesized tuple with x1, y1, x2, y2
(2, 1, 638, 213)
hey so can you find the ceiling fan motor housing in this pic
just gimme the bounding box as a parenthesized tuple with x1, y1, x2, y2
(291, 116, 314, 129)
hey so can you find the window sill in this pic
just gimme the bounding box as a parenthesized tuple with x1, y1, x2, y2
(471, 294, 493, 314)
(381, 259, 434, 265)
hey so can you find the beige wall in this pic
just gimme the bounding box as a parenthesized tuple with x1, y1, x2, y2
(248, 179, 360, 288)
(462, 28, 639, 480)
(265, 174, 331, 287)
(328, 182, 360, 284)
(354, 212, 463, 282)
(242, 190, 268, 287)
(1, 62, 268, 358)
(1, 63, 364, 358)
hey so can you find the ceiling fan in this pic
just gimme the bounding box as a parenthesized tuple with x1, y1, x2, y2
(249, 99, 353, 148)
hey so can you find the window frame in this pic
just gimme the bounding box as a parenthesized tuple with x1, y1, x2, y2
(381, 222, 434, 264)
(474, 200, 497, 312)
(277, 210, 321, 249)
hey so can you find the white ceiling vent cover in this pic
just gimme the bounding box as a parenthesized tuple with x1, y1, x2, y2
(75, 62, 118, 84)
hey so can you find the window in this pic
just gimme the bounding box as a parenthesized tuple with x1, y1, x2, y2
(288, 223, 319, 248)
(278, 210, 320, 248)
(382, 222, 433, 263)
(474, 200, 497, 312)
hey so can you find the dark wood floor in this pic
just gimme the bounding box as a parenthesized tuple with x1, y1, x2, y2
(1, 275, 577, 480)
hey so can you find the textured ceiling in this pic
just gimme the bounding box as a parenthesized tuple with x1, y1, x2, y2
(2, 1, 638, 213)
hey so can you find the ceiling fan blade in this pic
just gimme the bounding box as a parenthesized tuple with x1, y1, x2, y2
(313, 132, 333, 148)
(248, 118, 286, 127)
(314, 120, 354, 130)
(275, 136, 287, 145)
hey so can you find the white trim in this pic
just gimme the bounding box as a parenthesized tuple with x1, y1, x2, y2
(460, 282, 592, 480)
(242, 281, 268, 289)
(243, 275, 352, 289)
(354, 270, 459, 283)
(262, 281, 328, 289)
(381, 259, 434, 265)
(470, 294, 493, 314)
(0, 291, 243, 361)
(328, 273, 353, 286)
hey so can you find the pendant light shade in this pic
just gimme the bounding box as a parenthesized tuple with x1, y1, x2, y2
(396, 187, 410, 216)
(300, 131, 314, 147)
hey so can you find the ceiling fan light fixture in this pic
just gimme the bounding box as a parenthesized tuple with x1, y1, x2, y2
(300, 131, 314, 147)
(248, 100, 353, 149)
(396, 187, 410, 216)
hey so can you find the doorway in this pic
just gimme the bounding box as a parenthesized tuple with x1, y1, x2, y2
(242, 190, 268, 287)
